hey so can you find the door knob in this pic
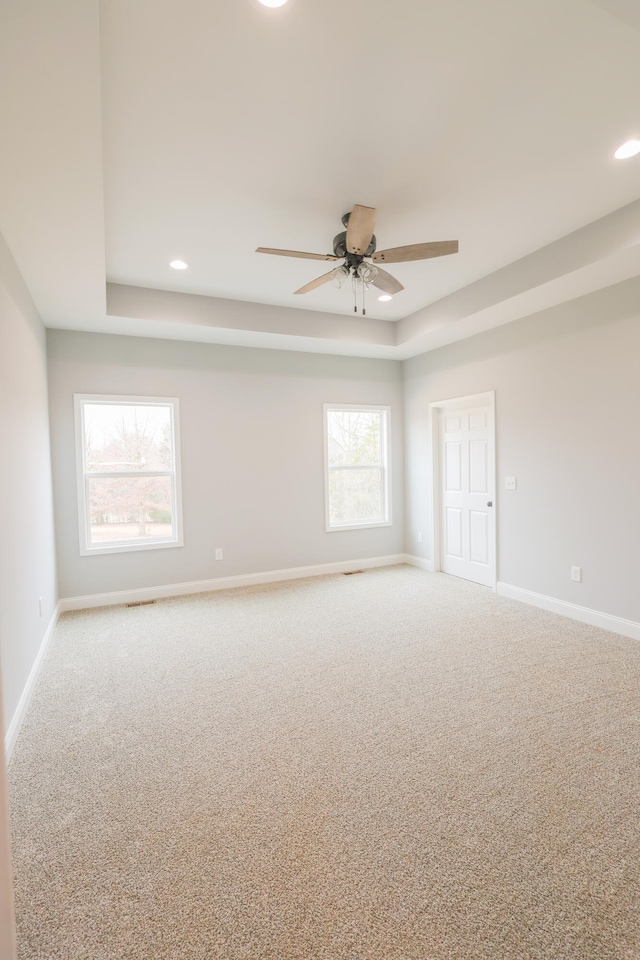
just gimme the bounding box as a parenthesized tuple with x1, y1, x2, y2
(486, 501, 493, 507)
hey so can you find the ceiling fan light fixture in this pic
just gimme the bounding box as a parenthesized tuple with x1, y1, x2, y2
(169, 259, 188, 270)
(378, 294, 393, 302)
(257, 204, 457, 301)
(614, 139, 640, 159)
(357, 262, 378, 285)
(331, 265, 349, 288)
(258, 0, 288, 6)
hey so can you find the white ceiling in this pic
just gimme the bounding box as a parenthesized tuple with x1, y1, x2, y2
(1, 0, 640, 358)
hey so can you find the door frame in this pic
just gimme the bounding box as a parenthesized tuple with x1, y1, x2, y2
(428, 391, 497, 590)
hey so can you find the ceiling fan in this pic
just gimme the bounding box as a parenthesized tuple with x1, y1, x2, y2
(256, 204, 458, 312)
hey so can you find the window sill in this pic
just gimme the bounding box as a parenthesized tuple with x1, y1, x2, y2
(326, 520, 392, 533)
(80, 537, 183, 557)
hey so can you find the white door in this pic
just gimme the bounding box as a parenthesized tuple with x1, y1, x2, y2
(439, 403, 495, 587)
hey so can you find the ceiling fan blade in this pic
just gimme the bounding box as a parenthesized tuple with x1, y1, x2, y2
(372, 267, 404, 296)
(346, 204, 377, 255)
(372, 240, 459, 264)
(256, 247, 338, 262)
(294, 269, 340, 295)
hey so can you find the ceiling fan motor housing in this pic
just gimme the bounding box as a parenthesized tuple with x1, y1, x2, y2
(333, 230, 376, 260)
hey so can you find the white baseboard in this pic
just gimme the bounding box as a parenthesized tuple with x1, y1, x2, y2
(404, 554, 435, 572)
(497, 582, 640, 642)
(4, 603, 61, 762)
(59, 554, 410, 613)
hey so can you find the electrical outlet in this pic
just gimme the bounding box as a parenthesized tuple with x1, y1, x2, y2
(505, 476, 517, 490)
(215, 548, 223, 561)
(571, 566, 582, 582)
(417, 532, 423, 543)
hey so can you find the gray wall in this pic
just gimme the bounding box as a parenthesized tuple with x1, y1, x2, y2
(0, 230, 57, 960)
(48, 331, 404, 600)
(404, 275, 640, 623)
(0, 231, 57, 733)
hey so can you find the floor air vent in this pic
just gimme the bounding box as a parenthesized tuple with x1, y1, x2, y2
(343, 570, 364, 576)
(126, 600, 157, 608)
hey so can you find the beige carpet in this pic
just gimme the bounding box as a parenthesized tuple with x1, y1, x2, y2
(7, 566, 640, 959)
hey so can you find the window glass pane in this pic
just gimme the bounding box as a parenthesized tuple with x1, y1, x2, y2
(84, 404, 172, 472)
(329, 467, 383, 525)
(88, 475, 173, 544)
(327, 410, 382, 467)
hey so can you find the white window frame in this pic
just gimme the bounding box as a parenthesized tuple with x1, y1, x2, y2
(74, 394, 184, 556)
(323, 403, 392, 532)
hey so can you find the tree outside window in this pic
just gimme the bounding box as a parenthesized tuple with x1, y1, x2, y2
(324, 405, 391, 530)
(75, 396, 183, 554)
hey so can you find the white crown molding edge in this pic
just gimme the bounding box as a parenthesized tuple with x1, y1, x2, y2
(497, 582, 640, 642)
(4, 603, 61, 763)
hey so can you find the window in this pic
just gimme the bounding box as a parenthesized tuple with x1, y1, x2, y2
(324, 404, 391, 531)
(75, 395, 183, 555)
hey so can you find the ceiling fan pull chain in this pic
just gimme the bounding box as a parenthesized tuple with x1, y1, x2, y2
(362, 280, 366, 316)
(352, 272, 357, 313)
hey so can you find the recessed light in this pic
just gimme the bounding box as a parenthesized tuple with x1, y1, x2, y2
(378, 294, 393, 302)
(258, 0, 288, 6)
(614, 140, 640, 160)
(170, 260, 188, 270)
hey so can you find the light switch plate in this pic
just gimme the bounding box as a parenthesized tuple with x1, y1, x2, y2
(505, 476, 517, 490)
